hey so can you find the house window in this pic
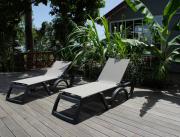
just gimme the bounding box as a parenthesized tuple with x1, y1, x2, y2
(110, 19, 153, 44)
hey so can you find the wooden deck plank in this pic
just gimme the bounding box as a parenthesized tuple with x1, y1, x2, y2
(2, 116, 30, 137)
(0, 119, 15, 137)
(125, 98, 180, 114)
(45, 94, 125, 137)
(0, 87, 180, 137)
(96, 112, 159, 137)
(131, 91, 180, 108)
(117, 104, 180, 129)
(7, 103, 61, 137)
(109, 106, 180, 136)
(29, 101, 87, 137)
(122, 98, 180, 122)
(87, 101, 180, 137)
(105, 110, 177, 137)
(0, 106, 7, 119)
(36, 96, 109, 137)
(83, 120, 125, 137)
(123, 101, 180, 122)
(89, 117, 140, 137)
(0, 96, 44, 137)
(49, 94, 128, 137)
(22, 104, 72, 137)
(31, 96, 100, 137)
(49, 91, 180, 137)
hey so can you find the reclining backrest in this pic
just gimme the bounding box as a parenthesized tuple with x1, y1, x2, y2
(98, 58, 130, 84)
(45, 61, 71, 77)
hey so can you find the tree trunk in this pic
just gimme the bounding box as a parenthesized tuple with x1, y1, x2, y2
(25, 0, 34, 68)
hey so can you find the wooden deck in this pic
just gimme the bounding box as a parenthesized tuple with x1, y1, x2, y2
(0, 72, 180, 137)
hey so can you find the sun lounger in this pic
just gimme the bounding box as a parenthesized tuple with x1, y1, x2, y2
(52, 58, 134, 123)
(6, 61, 71, 104)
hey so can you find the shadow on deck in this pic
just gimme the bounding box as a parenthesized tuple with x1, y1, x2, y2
(0, 71, 180, 137)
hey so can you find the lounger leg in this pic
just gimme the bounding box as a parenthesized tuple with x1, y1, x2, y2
(6, 85, 13, 100)
(129, 82, 135, 98)
(69, 74, 74, 87)
(6, 84, 29, 104)
(99, 92, 110, 110)
(22, 87, 29, 102)
(52, 93, 61, 112)
(74, 100, 82, 123)
(42, 82, 51, 95)
(52, 93, 82, 124)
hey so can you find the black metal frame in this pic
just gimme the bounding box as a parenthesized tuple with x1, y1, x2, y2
(52, 81, 134, 124)
(52, 93, 82, 124)
(52, 91, 110, 124)
(6, 78, 69, 104)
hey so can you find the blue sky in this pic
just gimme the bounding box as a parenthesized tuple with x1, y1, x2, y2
(33, 0, 123, 38)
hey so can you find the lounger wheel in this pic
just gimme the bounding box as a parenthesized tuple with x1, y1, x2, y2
(52, 79, 69, 92)
(110, 88, 128, 106)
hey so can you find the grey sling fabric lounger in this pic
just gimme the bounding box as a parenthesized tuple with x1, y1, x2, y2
(6, 61, 71, 104)
(52, 58, 134, 123)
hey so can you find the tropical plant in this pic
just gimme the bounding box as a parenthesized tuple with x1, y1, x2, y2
(0, 0, 25, 71)
(66, 17, 113, 66)
(34, 22, 55, 51)
(16, 19, 25, 47)
(49, 0, 105, 46)
(0, 33, 14, 71)
(58, 17, 112, 78)
(0, 0, 49, 71)
(61, 17, 147, 80)
(125, 0, 180, 80)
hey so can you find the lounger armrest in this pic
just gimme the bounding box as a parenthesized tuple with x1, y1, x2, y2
(117, 81, 135, 98)
(52, 78, 69, 92)
(117, 81, 131, 87)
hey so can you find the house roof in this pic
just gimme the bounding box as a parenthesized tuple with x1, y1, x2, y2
(104, 1, 127, 19)
(104, 0, 171, 20)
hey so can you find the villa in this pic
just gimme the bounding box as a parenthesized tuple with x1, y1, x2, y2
(105, 0, 180, 73)
(105, 0, 180, 42)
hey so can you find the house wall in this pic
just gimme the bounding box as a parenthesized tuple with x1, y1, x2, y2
(168, 13, 180, 40)
(108, 6, 143, 22)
